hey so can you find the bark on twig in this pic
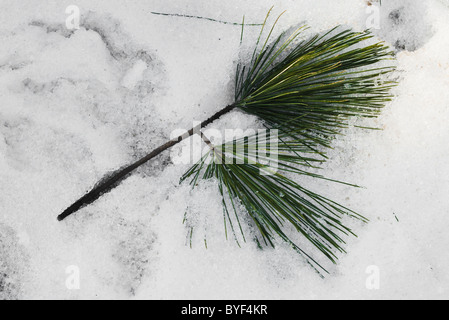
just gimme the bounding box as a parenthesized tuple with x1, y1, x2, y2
(58, 104, 236, 221)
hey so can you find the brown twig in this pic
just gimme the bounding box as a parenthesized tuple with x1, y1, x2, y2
(57, 104, 236, 221)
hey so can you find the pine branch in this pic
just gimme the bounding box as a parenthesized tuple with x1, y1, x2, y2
(58, 10, 396, 274)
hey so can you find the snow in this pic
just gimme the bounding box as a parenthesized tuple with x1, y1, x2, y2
(0, 0, 448, 300)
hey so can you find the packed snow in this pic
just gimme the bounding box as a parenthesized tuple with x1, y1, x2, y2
(0, 0, 448, 299)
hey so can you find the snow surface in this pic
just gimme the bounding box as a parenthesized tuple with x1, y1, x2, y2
(0, 0, 448, 300)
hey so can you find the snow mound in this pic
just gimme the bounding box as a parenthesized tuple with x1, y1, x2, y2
(0, 224, 28, 300)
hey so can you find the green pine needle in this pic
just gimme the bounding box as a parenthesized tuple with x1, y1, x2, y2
(181, 11, 396, 274)
(235, 12, 396, 150)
